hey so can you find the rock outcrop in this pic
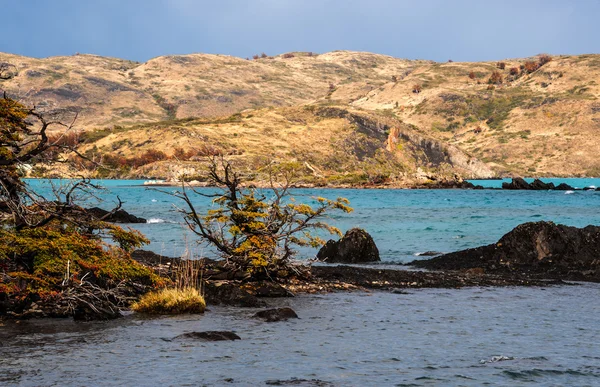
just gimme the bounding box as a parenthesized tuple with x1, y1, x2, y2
(501, 178, 574, 191)
(87, 207, 147, 223)
(409, 221, 600, 281)
(317, 228, 380, 264)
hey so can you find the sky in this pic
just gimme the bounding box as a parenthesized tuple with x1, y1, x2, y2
(3, 0, 599, 62)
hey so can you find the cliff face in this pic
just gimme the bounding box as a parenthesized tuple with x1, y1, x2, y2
(1, 50, 599, 179)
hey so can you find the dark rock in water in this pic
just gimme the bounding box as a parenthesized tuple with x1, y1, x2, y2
(409, 221, 600, 281)
(583, 186, 596, 191)
(265, 378, 334, 386)
(529, 179, 555, 190)
(87, 207, 146, 223)
(556, 183, 575, 191)
(203, 281, 266, 307)
(253, 307, 299, 322)
(502, 177, 531, 190)
(174, 331, 241, 341)
(316, 228, 380, 263)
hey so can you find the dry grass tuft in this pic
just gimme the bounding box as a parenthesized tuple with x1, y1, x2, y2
(132, 287, 206, 315)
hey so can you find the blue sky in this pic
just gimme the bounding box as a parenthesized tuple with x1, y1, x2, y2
(3, 0, 599, 62)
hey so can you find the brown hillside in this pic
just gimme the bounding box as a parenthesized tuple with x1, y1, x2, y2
(1, 51, 600, 179)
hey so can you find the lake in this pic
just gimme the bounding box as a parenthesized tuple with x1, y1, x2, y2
(2, 179, 599, 386)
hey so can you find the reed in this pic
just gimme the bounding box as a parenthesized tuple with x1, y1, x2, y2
(131, 287, 205, 315)
(132, 247, 207, 315)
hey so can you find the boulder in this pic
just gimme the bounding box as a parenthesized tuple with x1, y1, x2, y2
(87, 207, 146, 223)
(316, 228, 380, 264)
(409, 221, 600, 281)
(174, 331, 241, 341)
(253, 307, 299, 322)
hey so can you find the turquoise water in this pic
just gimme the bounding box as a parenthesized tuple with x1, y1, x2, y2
(26, 179, 600, 261)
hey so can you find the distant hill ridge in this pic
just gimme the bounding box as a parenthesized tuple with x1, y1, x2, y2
(1, 50, 599, 182)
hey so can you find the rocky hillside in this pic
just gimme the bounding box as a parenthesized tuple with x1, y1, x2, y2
(1, 50, 599, 180)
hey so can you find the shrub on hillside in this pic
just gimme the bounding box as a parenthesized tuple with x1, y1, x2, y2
(509, 67, 520, 76)
(488, 71, 503, 85)
(523, 61, 539, 73)
(468, 71, 476, 79)
(412, 84, 422, 93)
(538, 54, 552, 66)
(496, 62, 506, 70)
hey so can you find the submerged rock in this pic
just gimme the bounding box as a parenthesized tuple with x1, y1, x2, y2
(174, 331, 241, 341)
(316, 228, 380, 264)
(409, 221, 600, 281)
(253, 307, 299, 322)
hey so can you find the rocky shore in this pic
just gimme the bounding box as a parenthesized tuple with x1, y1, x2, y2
(409, 221, 600, 282)
(4, 221, 599, 321)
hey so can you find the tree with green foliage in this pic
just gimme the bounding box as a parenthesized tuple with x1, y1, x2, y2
(0, 92, 161, 319)
(170, 158, 352, 279)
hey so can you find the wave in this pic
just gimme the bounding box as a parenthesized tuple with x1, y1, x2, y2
(146, 218, 166, 224)
(565, 190, 575, 194)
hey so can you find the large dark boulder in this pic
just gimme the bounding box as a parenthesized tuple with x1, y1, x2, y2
(317, 228, 380, 264)
(87, 207, 146, 223)
(501, 177, 531, 190)
(410, 221, 600, 281)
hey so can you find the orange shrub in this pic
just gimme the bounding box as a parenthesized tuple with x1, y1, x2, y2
(523, 61, 539, 73)
(488, 71, 503, 85)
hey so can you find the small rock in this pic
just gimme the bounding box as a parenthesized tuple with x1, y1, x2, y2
(253, 307, 299, 322)
(174, 331, 241, 341)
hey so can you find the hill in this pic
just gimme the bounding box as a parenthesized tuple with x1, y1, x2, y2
(1, 50, 599, 182)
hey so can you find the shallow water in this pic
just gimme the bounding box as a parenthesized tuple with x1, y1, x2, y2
(2, 284, 599, 386)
